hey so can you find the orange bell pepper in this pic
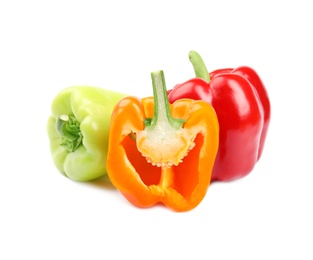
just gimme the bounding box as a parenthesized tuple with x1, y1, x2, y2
(106, 70, 219, 212)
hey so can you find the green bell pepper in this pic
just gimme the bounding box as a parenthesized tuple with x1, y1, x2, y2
(47, 86, 126, 181)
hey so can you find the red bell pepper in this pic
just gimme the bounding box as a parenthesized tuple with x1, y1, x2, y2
(168, 51, 271, 182)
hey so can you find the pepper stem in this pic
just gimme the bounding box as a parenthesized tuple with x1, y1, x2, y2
(145, 70, 184, 130)
(189, 50, 211, 83)
(56, 114, 82, 152)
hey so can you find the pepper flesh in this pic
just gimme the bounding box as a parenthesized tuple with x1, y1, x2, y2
(106, 70, 219, 211)
(168, 51, 271, 182)
(47, 86, 126, 181)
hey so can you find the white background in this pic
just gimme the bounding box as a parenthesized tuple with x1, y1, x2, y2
(1, 0, 312, 259)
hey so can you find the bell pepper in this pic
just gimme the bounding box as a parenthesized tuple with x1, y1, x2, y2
(47, 86, 126, 181)
(168, 51, 271, 182)
(106, 70, 219, 212)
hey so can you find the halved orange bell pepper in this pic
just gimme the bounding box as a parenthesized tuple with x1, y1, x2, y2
(106, 70, 219, 212)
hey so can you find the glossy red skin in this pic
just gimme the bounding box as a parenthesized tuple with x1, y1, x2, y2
(168, 66, 271, 182)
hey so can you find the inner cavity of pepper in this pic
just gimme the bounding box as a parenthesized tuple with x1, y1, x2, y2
(121, 133, 204, 198)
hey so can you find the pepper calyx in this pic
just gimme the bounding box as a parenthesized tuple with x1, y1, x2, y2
(56, 114, 83, 152)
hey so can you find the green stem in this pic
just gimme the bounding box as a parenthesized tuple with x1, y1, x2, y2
(189, 50, 211, 83)
(136, 70, 191, 167)
(56, 114, 82, 152)
(146, 70, 184, 130)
